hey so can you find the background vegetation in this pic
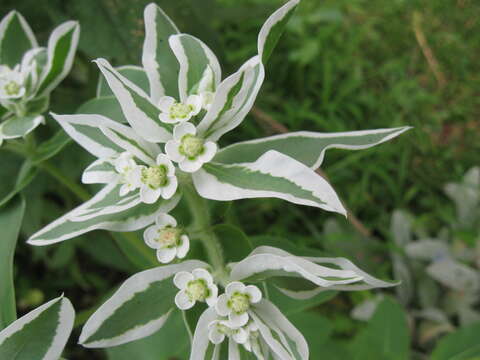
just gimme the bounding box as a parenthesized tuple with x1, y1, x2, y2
(1, 0, 479, 358)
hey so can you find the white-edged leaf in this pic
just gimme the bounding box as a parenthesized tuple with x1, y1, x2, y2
(258, 0, 300, 63)
(97, 65, 150, 98)
(404, 239, 450, 261)
(77, 96, 128, 123)
(80, 260, 207, 348)
(426, 259, 480, 293)
(169, 33, 221, 101)
(0, 115, 44, 140)
(82, 158, 118, 184)
(95, 58, 173, 143)
(0, 295, 74, 360)
(193, 150, 346, 214)
(250, 299, 308, 360)
(0, 10, 37, 67)
(189, 307, 218, 360)
(37, 21, 80, 97)
(215, 126, 411, 168)
(142, 4, 180, 102)
(197, 55, 265, 142)
(27, 191, 180, 246)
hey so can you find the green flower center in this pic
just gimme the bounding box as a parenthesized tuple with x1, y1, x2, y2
(141, 165, 168, 189)
(228, 292, 251, 314)
(180, 135, 204, 159)
(185, 279, 209, 302)
(170, 102, 194, 119)
(156, 227, 181, 248)
(4, 81, 20, 96)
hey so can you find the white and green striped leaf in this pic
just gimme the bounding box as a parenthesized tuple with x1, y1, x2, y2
(189, 307, 220, 360)
(80, 260, 206, 348)
(193, 150, 345, 214)
(27, 190, 180, 246)
(197, 55, 264, 141)
(215, 126, 411, 169)
(0, 115, 44, 140)
(37, 21, 80, 97)
(77, 96, 128, 124)
(96, 65, 150, 98)
(250, 299, 308, 360)
(95, 58, 173, 143)
(258, 0, 300, 63)
(142, 4, 180, 102)
(169, 33, 221, 101)
(0, 10, 37, 68)
(0, 296, 74, 360)
(82, 158, 117, 184)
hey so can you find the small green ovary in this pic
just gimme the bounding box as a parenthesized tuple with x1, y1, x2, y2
(186, 279, 210, 302)
(170, 102, 194, 119)
(141, 165, 168, 189)
(228, 292, 251, 314)
(4, 81, 20, 96)
(180, 134, 205, 159)
(156, 226, 182, 248)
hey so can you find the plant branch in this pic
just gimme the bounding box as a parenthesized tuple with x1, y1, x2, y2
(251, 106, 372, 238)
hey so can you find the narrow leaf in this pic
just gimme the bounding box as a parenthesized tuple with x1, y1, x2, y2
(77, 97, 128, 124)
(0, 11, 37, 67)
(97, 65, 150, 98)
(0, 161, 37, 208)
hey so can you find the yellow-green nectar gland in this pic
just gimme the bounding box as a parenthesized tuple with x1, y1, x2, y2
(180, 135, 205, 159)
(170, 102, 194, 120)
(5, 81, 20, 96)
(228, 292, 251, 314)
(156, 226, 182, 248)
(141, 165, 168, 189)
(186, 279, 210, 302)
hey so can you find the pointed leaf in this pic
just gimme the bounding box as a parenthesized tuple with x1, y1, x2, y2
(197, 56, 264, 141)
(80, 260, 206, 348)
(97, 65, 150, 98)
(169, 33, 221, 101)
(193, 150, 346, 214)
(37, 21, 80, 96)
(0, 115, 44, 140)
(0, 196, 25, 328)
(95, 58, 173, 142)
(82, 158, 117, 185)
(77, 97, 128, 123)
(142, 4, 180, 101)
(0, 11, 37, 67)
(0, 161, 37, 208)
(0, 296, 75, 360)
(431, 322, 480, 360)
(215, 126, 411, 168)
(30, 129, 72, 164)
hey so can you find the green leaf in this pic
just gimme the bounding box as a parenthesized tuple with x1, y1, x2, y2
(431, 322, 480, 360)
(37, 21, 80, 96)
(79, 260, 206, 347)
(0, 11, 37, 67)
(25, 96, 49, 116)
(258, 0, 300, 63)
(289, 312, 332, 359)
(31, 129, 72, 164)
(0, 114, 44, 140)
(352, 296, 410, 360)
(0, 196, 25, 329)
(97, 66, 150, 98)
(0, 161, 37, 208)
(215, 126, 411, 169)
(213, 223, 253, 263)
(0, 296, 75, 360)
(77, 96, 128, 123)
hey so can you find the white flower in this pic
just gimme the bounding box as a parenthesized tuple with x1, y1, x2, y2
(174, 268, 218, 310)
(139, 154, 178, 203)
(114, 152, 142, 196)
(143, 213, 189, 263)
(158, 95, 202, 124)
(0, 65, 26, 100)
(165, 122, 217, 173)
(215, 281, 262, 328)
(207, 319, 249, 345)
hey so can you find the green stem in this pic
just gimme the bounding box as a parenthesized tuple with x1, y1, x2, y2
(39, 161, 91, 201)
(183, 184, 227, 284)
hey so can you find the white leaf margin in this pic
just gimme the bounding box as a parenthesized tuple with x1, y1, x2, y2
(0, 10, 38, 53)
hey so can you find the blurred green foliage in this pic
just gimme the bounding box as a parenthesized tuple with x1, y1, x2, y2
(0, 0, 479, 358)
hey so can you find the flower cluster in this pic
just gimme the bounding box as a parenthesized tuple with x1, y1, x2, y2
(0, 11, 79, 143)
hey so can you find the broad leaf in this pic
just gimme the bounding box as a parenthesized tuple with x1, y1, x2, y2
(142, 4, 180, 102)
(0, 196, 25, 328)
(169, 33, 221, 101)
(77, 97, 128, 124)
(258, 0, 300, 63)
(197, 55, 264, 141)
(95, 58, 173, 143)
(193, 150, 346, 214)
(97, 65, 150, 98)
(31, 129, 72, 164)
(37, 21, 80, 97)
(431, 322, 480, 360)
(352, 297, 410, 360)
(0, 296, 75, 360)
(0, 10, 37, 67)
(27, 189, 180, 246)
(80, 260, 206, 347)
(0, 115, 44, 140)
(215, 126, 411, 169)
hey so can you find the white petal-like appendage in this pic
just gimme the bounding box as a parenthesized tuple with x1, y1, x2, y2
(206, 285, 218, 307)
(177, 235, 190, 258)
(162, 176, 178, 199)
(193, 268, 213, 283)
(157, 247, 177, 263)
(174, 271, 194, 289)
(140, 185, 162, 204)
(165, 140, 185, 162)
(175, 290, 195, 310)
(232, 328, 248, 344)
(173, 121, 196, 140)
(179, 158, 203, 173)
(245, 285, 262, 303)
(229, 311, 249, 328)
(158, 96, 175, 112)
(199, 141, 217, 163)
(226, 282, 246, 296)
(143, 225, 160, 249)
(215, 295, 229, 316)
